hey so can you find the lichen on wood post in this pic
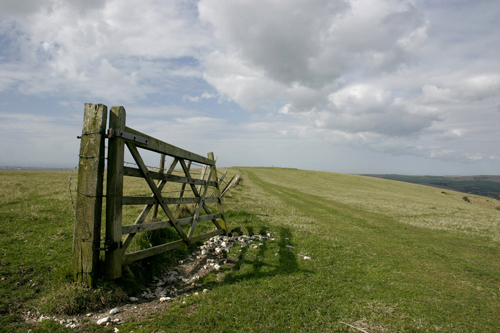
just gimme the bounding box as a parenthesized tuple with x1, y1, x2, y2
(72, 103, 107, 287)
(105, 106, 126, 280)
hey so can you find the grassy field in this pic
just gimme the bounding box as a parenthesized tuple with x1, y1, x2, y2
(1, 168, 499, 332)
(363, 174, 500, 200)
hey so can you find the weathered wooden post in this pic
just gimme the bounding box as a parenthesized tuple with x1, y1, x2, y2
(197, 165, 208, 194)
(152, 154, 166, 220)
(175, 160, 191, 212)
(105, 106, 126, 279)
(208, 152, 227, 232)
(72, 103, 107, 286)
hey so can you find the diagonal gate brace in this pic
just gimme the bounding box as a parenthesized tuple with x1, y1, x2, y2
(126, 142, 189, 243)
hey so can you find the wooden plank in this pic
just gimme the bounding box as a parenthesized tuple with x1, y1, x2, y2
(175, 160, 191, 212)
(207, 152, 227, 232)
(221, 174, 236, 196)
(211, 171, 227, 197)
(120, 203, 154, 254)
(122, 213, 221, 234)
(188, 163, 213, 240)
(126, 143, 189, 243)
(222, 174, 241, 197)
(218, 171, 228, 185)
(197, 165, 208, 194)
(179, 159, 203, 198)
(72, 103, 107, 287)
(122, 228, 225, 265)
(123, 167, 217, 186)
(105, 106, 126, 280)
(190, 229, 225, 243)
(152, 154, 166, 220)
(179, 159, 222, 231)
(120, 158, 178, 255)
(124, 126, 214, 165)
(122, 196, 218, 206)
(123, 219, 175, 234)
(122, 239, 186, 265)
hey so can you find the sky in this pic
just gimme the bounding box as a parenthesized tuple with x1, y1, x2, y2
(0, 0, 499, 175)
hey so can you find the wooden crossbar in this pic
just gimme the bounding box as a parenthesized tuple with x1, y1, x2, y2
(126, 142, 189, 243)
(179, 159, 222, 231)
(120, 157, 178, 255)
(175, 161, 191, 212)
(122, 229, 225, 265)
(74, 104, 228, 282)
(122, 196, 219, 206)
(124, 126, 214, 165)
(122, 213, 222, 234)
(123, 167, 217, 186)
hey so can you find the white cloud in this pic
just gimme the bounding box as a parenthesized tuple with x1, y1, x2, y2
(183, 95, 200, 102)
(198, 0, 435, 134)
(196, 0, 500, 169)
(459, 74, 500, 101)
(182, 91, 218, 102)
(0, 0, 210, 102)
(421, 85, 458, 104)
(0, 0, 498, 173)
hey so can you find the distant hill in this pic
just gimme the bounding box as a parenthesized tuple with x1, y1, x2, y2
(362, 174, 500, 199)
(0, 165, 72, 171)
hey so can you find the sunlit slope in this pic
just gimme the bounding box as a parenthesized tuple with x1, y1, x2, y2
(238, 167, 500, 241)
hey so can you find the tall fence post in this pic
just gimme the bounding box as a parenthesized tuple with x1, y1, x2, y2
(105, 106, 126, 280)
(72, 103, 107, 286)
(175, 161, 191, 212)
(152, 154, 166, 220)
(208, 152, 227, 232)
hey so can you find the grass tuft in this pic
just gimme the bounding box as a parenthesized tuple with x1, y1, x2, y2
(174, 204, 195, 219)
(41, 282, 127, 315)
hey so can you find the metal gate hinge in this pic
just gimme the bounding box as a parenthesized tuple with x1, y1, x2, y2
(108, 128, 149, 145)
(99, 240, 122, 252)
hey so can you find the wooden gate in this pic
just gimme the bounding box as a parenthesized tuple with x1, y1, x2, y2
(72, 104, 227, 285)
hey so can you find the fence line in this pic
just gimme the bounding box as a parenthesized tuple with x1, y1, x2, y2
(72, 103, 231, 284)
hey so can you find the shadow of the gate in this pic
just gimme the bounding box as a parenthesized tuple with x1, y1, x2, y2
(204, 226, 311, 288)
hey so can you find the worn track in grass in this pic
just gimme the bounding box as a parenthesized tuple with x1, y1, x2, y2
(243, 168, 500, 331)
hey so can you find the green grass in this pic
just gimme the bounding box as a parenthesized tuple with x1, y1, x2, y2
(365, 174, 500, 200)
(1, 168, 499, 332)
(0, 172, 75, 318)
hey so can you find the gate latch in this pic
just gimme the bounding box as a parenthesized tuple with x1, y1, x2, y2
(108, 128, 149, 145)
(99, 240, 122, 252)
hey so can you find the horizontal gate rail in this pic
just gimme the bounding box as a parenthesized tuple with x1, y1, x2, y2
(122, 213, 222, 234)
(122, 196, 219, 206)
(73, 104, 228, 283)
(103, 106, 227, 280)
(123, 167, 217, 186)
(121, 229, 225, 265)
(120, 126, 215, 165)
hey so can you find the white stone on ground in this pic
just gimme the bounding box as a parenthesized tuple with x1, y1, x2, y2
(109, 308, 120, 315)
(97, 317, 110, 326)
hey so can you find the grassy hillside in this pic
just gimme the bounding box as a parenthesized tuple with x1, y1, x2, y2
(1, 168, 499, 332)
